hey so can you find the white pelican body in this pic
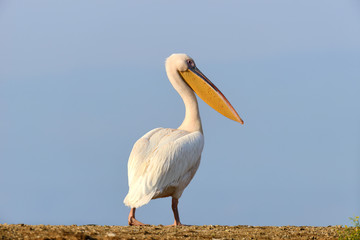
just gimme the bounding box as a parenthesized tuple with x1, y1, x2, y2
(124, 54, 243, 226)
(124, 128, 203, 208)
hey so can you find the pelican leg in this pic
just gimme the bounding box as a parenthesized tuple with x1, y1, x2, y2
(171, 198, 183, 226)
(128, 208, 146, 226)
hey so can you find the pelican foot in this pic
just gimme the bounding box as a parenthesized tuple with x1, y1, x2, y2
(128, 217, 146, 226)
(166, 222, 189, 227)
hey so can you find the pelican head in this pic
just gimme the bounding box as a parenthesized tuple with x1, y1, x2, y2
(166, 53, 243, 124)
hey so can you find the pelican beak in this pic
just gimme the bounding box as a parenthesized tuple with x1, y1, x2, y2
(179, 67, 244, 124)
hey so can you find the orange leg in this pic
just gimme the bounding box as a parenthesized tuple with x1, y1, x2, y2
(128, 208, 146, 226)
(171, 198, 183, 226)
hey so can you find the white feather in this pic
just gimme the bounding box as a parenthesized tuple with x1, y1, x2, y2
(124, 128, 204, 208)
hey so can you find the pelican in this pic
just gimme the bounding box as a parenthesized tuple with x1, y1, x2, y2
(124, 53, 243, 226)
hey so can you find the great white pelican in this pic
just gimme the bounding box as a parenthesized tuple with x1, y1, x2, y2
(124, 53, 243, 226)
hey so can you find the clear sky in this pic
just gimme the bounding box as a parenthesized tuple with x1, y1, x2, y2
(1, 0, 359, 226)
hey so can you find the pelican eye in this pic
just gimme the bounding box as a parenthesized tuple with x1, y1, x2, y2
(186, 59, 196, 69)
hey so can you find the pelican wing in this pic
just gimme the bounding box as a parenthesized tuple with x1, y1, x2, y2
(124, 128, 204, 208)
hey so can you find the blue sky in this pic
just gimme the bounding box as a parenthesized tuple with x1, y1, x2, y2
(1, 1, 359, 226)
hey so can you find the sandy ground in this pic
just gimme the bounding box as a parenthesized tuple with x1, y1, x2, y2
(0, 224, 342, 240)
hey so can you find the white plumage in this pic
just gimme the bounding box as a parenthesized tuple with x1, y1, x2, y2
(124, 128, 204, 208)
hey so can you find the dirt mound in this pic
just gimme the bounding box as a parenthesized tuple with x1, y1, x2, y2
(0, 224, 341, 239)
